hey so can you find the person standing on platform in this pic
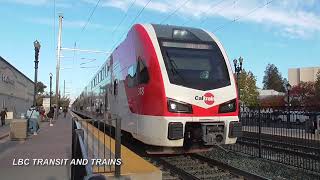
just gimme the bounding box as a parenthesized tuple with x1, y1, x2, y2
(26, 106, 40, 135)
(63, 107, 68, 118)
(0, 108, 7, 126)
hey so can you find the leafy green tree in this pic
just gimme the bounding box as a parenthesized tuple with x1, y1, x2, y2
(238, 69, 259, 106)
(262, 64, 286, 92)
(36, 81, 47, 94)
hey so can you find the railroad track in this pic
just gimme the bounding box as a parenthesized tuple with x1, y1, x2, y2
(73, 111, 268, 179)
(238, 137, 320, 160)
(145, 154, 267, 180)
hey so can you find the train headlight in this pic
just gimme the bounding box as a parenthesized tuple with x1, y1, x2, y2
(167, 98, 192, 113)
(218, 99, 236, 113)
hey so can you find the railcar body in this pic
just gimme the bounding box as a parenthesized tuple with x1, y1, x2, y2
(73, 24, 242, 153)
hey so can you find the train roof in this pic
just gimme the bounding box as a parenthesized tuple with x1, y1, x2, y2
(151, 24, 213, 43)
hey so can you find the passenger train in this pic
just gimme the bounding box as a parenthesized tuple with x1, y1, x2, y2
(73, 24, 242, 154)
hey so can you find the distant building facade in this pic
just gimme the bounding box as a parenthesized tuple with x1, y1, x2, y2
(258, 89, 285, 99)
(288, 67, 320, 86)
(0, 56, 34, 118)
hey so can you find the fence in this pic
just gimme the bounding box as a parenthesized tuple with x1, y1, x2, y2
(71, 112, 122, 180)
(226, 106, 320, 173)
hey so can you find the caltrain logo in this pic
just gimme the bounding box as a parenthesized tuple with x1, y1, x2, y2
(195, 92, 214, 105)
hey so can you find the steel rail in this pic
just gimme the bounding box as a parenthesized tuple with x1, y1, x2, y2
(190, 154, 269, 180)
(151, 157, 200, 180)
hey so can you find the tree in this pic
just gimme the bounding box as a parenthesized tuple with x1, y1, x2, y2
(36, 81, 47, 94)
(262, 64, 286, 92)
(290, 81, 318, 107)
(260, 95, 285, 107)
(315, 71, 320, 99)
(238, 69, 259, 106)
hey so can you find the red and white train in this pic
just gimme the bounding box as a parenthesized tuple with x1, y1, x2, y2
(73, 24, 242, 153)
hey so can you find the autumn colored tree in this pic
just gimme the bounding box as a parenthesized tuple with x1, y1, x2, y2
(290, 81, 318, 107)
(315, 71, 320, 100)
(260, 95, 286, 107)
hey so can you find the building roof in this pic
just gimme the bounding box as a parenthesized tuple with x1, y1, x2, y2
(258, 89, 285, 97)
(0, 56, 34, 84)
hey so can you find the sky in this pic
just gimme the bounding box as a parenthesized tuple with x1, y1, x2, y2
(0, 0, 319, 101)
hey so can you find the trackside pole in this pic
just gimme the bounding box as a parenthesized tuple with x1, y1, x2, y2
(115, 117, 121, 177)
(55, 14, 63, 120)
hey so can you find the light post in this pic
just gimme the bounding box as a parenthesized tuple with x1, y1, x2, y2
(233, 57, 243, 117)
(286, 83, 292, 126)
(49, 73, 54, 127)
(49, 73, 53, 110)
(33, 40, 41, 106)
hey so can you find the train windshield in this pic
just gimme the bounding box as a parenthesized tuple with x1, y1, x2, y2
(160, 41, 230, 90)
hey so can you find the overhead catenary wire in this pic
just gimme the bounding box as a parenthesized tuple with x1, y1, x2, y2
(81, 0, 102, 33)
(181, 0, 225, 26)
(108, 0, 152, 53)
(159, 0, 191, 24)
(53, 0, 56, 49)
(197, 0, 239, 27)
(111, 0, 137, 37)
(213, 0, 274, 32)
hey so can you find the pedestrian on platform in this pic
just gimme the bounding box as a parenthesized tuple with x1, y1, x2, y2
(63, 107, 68, 118)
(26, 106, 40, 135)
(0, 108, 7, 126)
(47, 107, 54, 126)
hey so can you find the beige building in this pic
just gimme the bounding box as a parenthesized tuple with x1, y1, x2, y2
(288, 67, 320, 86)
(0, 56, 34, 118)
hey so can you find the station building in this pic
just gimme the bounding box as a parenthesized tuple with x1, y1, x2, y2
(0, 56, 34, 118)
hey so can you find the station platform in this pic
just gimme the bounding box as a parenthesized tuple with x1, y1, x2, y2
(0, 124, 10, 139)
(0, 114, 71, 180)
(71, 112, 161, 180)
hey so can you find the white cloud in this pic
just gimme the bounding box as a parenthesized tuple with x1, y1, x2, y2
(82, 0, 320, 39)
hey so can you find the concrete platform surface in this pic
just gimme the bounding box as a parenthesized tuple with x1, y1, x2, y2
(0, 114, 72, 180)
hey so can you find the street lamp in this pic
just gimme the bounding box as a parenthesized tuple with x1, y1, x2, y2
(33, 40, 41, 106)
(49, 73, 53, 110)
(233, 57, 243, 117)
(286, 83, 292, 126)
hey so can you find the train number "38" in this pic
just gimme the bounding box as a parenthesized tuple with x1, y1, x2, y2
(138, 87, 144, 96)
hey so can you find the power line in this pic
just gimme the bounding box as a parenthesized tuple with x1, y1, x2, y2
(213, 0, 274, 32)
(181, 0, 225, 26)
(111, 0, 137, 37)
(160, 0, 191, 24)
(81, 0, 101, 33)
(109, 0, 152, 53)
(53, 0, 56, 49)
(198, 0, 238, 27)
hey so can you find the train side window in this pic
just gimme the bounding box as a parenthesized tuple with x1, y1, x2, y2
(114, 79, 118, 96)
(127, 63, 137, 88)
(137, 58, 149, 84)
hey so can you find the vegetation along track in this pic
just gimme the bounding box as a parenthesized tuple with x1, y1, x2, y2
(145, 154, 268, 180)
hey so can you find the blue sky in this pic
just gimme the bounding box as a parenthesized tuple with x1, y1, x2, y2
(0, 0, 319, 101)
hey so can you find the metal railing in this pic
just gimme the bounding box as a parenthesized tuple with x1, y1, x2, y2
(71, 112, 122, 180)
(226, 106, 320, 174)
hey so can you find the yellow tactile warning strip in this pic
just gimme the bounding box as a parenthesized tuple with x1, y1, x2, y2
(75, 116, 160, 177)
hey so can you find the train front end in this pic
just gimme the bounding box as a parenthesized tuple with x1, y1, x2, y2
(139, 24, 242, 153)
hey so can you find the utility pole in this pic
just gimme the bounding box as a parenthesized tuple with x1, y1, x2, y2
(55, 14, 63, 120)
(64, 80, 65, 97)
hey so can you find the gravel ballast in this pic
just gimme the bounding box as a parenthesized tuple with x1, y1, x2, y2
(200, 147, 320, 180)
